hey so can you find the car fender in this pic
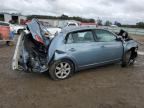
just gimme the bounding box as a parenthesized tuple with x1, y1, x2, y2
(123, 40, 138, 53)
(50, 50, 79, 71)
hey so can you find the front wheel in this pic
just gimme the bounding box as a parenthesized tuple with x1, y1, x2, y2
(49, 59, 74, 80)
(121, 50, 135, 67)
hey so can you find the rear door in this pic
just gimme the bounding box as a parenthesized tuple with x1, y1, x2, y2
(65, 30, 96, 67)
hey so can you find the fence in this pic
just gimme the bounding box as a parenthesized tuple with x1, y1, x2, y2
(100, 26, 144, 36)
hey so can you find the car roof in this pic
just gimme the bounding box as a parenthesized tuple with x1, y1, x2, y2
(61, 25, 97, 34)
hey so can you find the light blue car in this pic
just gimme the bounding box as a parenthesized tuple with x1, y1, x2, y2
(12, 19, 138, 80)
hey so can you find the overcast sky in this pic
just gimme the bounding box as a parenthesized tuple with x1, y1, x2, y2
(0, 0, 144, 24)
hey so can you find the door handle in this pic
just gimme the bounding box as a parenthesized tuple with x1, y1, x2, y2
(101, 45, 105, 48)
(68, 48, 76, 52)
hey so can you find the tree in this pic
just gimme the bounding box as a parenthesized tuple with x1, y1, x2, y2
(136, 22, 144, 28)
(97, 19, 102, 26)
(27, 15, 95, 23)
(89, 19, 95, 23)
(104, 20, 112, 26)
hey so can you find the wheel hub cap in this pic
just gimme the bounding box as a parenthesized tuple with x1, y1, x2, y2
(55, 62, 71, 79)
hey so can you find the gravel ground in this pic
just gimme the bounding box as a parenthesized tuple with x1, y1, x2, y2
(0, 35, 144, 108)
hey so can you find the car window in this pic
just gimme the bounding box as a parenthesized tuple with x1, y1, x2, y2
(67, 30, 94, 43)
(95, 29, 116, 42)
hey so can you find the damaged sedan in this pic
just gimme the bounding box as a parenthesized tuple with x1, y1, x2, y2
(12, 19, 138, 80)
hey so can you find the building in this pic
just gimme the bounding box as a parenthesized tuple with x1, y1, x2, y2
(0, 12, 27, 24)
(38, 19, 80, 27)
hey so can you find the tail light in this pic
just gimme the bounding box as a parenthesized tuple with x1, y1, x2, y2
(35, 35, 45, 45)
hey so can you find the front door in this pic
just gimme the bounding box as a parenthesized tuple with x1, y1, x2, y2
(94, 29, 123, 62)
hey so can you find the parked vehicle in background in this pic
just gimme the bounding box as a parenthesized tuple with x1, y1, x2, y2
(64, 22, 97, 28)
(12, 24, 26, 34)
(64, 22, 79, 27)
(12, 19, 138, 80)
(111, 25, 118, 27)
(36, 20, 61, 38)
(44, 27, 61, 38)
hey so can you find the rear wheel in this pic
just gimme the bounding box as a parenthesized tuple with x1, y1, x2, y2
(49, 59, 74, 80)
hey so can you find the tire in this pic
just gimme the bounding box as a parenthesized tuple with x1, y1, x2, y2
(121, 50, 134, 67)
(49, 59, 74, 80)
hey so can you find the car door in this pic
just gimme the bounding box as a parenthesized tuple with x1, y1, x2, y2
(94, 29, 123, 62)
(65, 30, 101, 67)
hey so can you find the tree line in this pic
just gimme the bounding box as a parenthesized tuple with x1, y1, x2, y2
(97, 19, 144, 29)
(27, 14, 95, 23)
(26, 14, 144, 28)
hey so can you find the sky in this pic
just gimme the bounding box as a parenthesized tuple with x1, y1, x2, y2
(0, 0, 144, 24)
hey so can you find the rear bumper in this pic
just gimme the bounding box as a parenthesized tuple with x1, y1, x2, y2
(12, 33, 23, 70)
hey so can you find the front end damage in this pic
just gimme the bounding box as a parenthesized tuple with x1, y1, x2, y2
(117, 29, 138, 60)
(125, 40, 138, 60)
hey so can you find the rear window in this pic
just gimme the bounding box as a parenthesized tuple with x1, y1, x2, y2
(0, 22, 9, 26)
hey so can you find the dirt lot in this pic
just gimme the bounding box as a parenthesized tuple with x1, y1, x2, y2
(0, 35, 144, 108)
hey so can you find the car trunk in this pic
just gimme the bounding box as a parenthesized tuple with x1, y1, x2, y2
(12, 19, 51, 73)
